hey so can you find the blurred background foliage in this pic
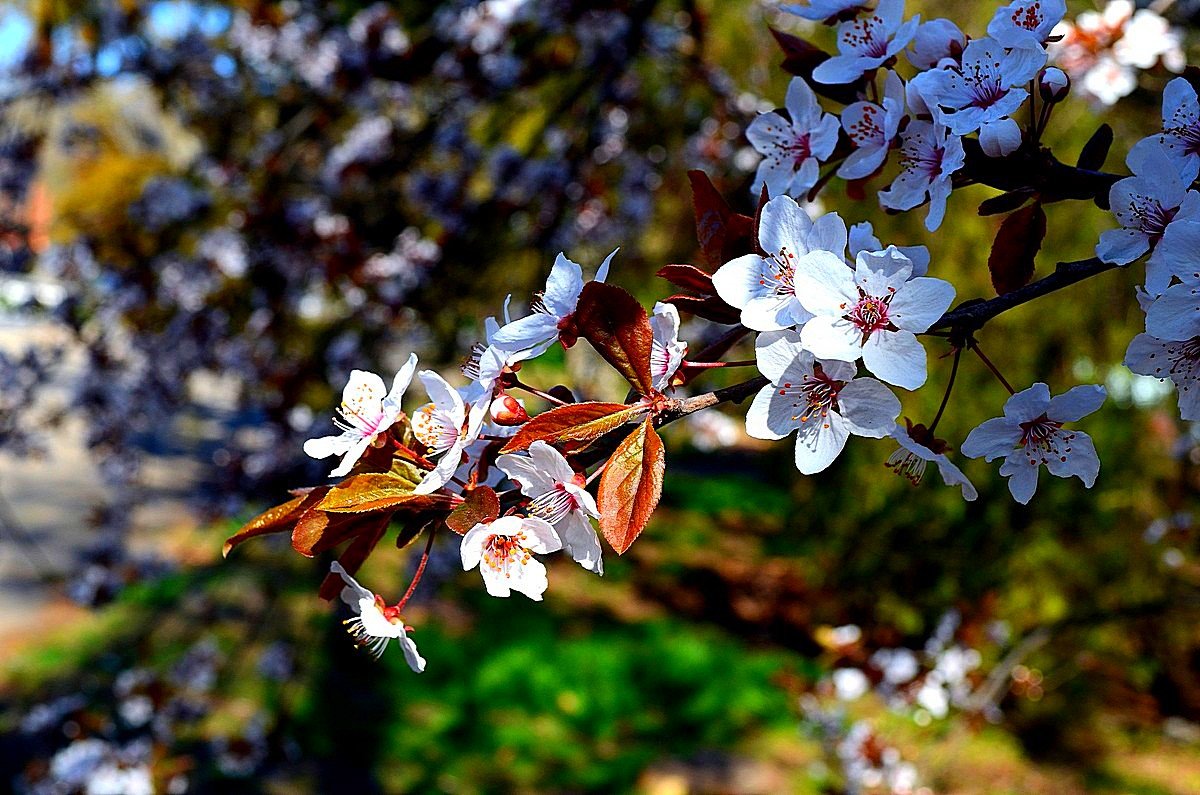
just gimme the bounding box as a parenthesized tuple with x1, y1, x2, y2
(1, 0, 1200, 792)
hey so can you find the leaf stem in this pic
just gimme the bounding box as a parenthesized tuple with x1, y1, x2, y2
(971, 341, 1015, 395)
(927, 346, 961, 435)
(395, 526, 437, 612)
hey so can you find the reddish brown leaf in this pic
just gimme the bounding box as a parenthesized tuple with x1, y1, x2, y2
(597, 418, 665, 555)
(223, 489, 327, 557)
(663, 294, 742, 325)
(445, 485, 501, 535)
(768, 28, 864, 105)
(687, 170, 755, 267)
(573, 282, 656, 396)
(988, 202, 1047, 295)
(656, 263, 715, 294)
(977, 189, 1034, 216)
(317, 517, 391, 601)
(500, 401, 647, 454)
(316, 471, 453, 513)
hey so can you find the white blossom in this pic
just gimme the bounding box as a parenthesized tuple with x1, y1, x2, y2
(961, 383, 1106, 504)
(747, 77, 841, 198)
(811, 0, 920, 85)
(649, 301, 688, 390)
(906, 18, 965, 70)
(496, 441, 604, 574)
(848, 221, 929, 276)
(878, 120, 964, 232)
(490, 249, 616, 356)
(460, 515, 563, 600)
(885, 421, 978, 501)
(924, 37, 1043, 137)
(411, 370, 486, 494)
(1097, 139, 1200, 268)
(711, 194, 847, 332)
(838, 70, 906, 180)
(745, 330, 899, 474)
(330, 562, 425, 670)
(304, 354, 418, 477)
(794, 246, 955, 389)
(986, 0, 1066, 50)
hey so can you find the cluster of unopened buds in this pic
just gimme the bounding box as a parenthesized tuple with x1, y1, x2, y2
(225, 0, 1197, 671)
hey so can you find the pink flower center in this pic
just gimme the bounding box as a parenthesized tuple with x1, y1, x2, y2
(962, 60, 1006, 109)
(483, 533, 531, 574)
(1125, 193, 1177, 237)
(847, 292, 893, 339)
(528, 484, 580, 524)
(790, 133, 813, 169)
(1145, 336, 1200, 387)
(1010, 2, 1045, 32)
(759, 248, 797, 297)
(903, 141, 947, 181)
(842, 15, 890, 58)
(777, 365, 844, 426)
(846, 104, 884, 146)
(1017, 413, 1074, 465)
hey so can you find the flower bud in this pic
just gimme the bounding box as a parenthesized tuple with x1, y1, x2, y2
(489, 394, 528, 425)
(1038, 67, 1069, 103)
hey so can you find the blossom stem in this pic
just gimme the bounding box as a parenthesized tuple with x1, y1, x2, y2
(585, 461, 608, 485)
(927, 346, 961, 435)
(395, 527, 437, 612)
(970, 341, 1015, 395)
(512, 379, 569, 406)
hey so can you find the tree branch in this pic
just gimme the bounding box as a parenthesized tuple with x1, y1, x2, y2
(929, 257, 1120, 333)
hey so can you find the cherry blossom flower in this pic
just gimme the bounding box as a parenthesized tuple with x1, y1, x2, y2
(745, 330, 899, 474)
(960, 383, 1106, 504)
(1146, 219, 1200, 298)
(711, 194, 847, 332)
(460, 515, 563, 600)
(746, 77, 840, 199)
(411, 370, 486, 494)
(1144, 78, 1200, 187)
(978, 116, 1023, 158)
(1038, 66, 1069, 101)
(848, 221, 929, 276)
(924, 37, 1044, 137)
(885, 420, 978, 500)
(304, 354, 418, 477)
(650, 301, 687, 390)
(490, 249, 616, 356)
(1097, 140, 1200, 267)
(1144, 281, 1200, 344)
(781, 0, 870, 24)
(330, 562, 426, 670)
(838, 70, 905, 180)
(1125, 330, 1200, 422)
(794, 246, 956, 389)
(811, 0, 920, 85)
(986, 0, 1066, 50)
(496, 441, 603, 574)
(878, 120, 964, 232)
(906, 18, 965, 70)
(1049, 2, 1185, 107)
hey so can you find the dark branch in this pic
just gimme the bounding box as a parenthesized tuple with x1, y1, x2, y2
(930, 257, 1120, 333)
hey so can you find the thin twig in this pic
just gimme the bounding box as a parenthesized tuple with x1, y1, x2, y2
(395, 527, 437, 612)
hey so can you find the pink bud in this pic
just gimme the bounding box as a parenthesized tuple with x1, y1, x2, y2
(490, 394, 528, 426)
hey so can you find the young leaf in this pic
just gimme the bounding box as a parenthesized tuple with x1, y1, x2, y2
(988, 202, 1047, 296)
(500, 401, 648, 454)
(597, 418, 666, 555)
(978, 189, 1034, 216)
(223, 489, 327, 557)
(1076, 124, 1113, 172)
(573, 282, 656, 395)
(446, 485, 501, 534)
(687, 170, 755, 267)
(317, 472, 454, 513)
(656, 263, 715, 294)
(317, 517, 391, 601)
(768, 28, 863, 105)
(663, 294, 742, 325)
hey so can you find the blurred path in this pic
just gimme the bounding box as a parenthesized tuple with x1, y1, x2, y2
(0, 316, 205, 643)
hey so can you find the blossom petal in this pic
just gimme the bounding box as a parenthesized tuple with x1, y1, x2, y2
(303, 432, 354, 460)
(961, 417, 1021, 461)
(838, 377, 901, 438)
(1047, 385, 1106, 422)
(889, 277, 955, 332)
(331, 561, 373, 607)
(999, 454, 1039, 504)
(399, 637, 427, 673)
(507, 557, 550, 601)
(1096, 227, 1150, 265)
(800, 315, 862, 361)
(741, 295, 802, 332)
(384, 353, 419, 412)
(793, 410, 850, 474)
(862, 330, 927, 389)
(1003, 382, 1051, 422)
(520, 517, 563, 555)
(712, 254, 771, 310)
(542, 253, 585, 317)
(794, 250, 859, 315)
(755, 329, 809, 383)
(460, 523, 491, 571)
(490, 312, 562, 351)
(746, 384, 797, 440)
(759, 195, 814, 257)
(1044, 431, 1100, 486)
(1146, 283, 1200, 341)
(556, 511, 604, 574)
